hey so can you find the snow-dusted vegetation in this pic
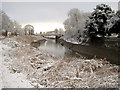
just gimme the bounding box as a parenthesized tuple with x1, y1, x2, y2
(0, 2, 119, 89)
(63, 8, 90, 42)
(107, 10, 120, 34)
(0, 9, 24, 36)
(84, 4, 115, 38)
(0, 36, 119, 88)
(63, 4, 120, 43)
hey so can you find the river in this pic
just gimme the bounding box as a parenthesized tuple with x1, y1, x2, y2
(38, 39, 82, 58)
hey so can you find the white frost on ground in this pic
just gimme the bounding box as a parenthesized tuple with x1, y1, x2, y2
(0, 36, 119, 88)
(63, 37, 89, 45)
(0, 39, 33, 89)
(0, 43, 3, 89)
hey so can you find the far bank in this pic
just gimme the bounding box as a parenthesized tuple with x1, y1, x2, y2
(57, 38, 120, 65)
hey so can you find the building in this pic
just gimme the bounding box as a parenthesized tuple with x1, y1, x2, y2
(24, 25, 34, 35)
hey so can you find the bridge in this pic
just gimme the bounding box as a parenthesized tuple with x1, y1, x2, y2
(39, 33, 63, 39)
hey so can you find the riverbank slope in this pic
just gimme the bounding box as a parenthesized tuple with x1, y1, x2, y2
(0, 35, 119, 88)
(58, 38, 120, 65)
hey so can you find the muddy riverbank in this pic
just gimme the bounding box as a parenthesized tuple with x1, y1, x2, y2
(58, 38, 120, 65)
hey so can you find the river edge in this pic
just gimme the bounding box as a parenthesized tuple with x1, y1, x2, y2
(57, 38, 120, 65)
(0, 35, 119, 88)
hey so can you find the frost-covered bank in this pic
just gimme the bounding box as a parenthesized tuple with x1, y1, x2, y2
(0, 38, 33, 88)
(0, 35, 46, 88)
(0, 36, 119, 88)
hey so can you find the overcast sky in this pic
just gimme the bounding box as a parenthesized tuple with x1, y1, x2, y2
(1, 1, 119, 33)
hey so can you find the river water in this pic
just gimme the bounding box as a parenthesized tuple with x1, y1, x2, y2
(38, 39, 119, 65)
(38, 39, 81, 58)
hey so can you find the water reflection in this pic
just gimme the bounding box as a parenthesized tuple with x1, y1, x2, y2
(39, 39, 65, 57)
(38, 39, 81, 58)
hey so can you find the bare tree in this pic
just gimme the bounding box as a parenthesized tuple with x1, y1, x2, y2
(63, 8, 90, 42)
(0, 10, 24, 36)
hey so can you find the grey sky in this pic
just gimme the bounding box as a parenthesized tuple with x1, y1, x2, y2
(1, 2, 119, 32)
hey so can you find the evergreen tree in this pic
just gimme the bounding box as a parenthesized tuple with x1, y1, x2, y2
(85, 4, 115, 38)
(108, 10, 120, 34)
